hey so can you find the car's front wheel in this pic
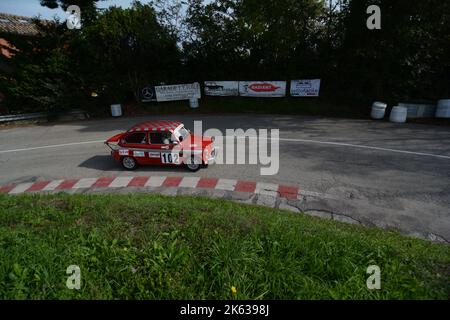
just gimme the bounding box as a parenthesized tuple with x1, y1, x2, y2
(185, 156, 202, 172)
(121, 156, 138, 170)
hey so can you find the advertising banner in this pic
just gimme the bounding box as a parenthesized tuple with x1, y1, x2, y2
(238, 81, 286, 97)
(290, 79, 321, 97)
(155, 83, 201, 102)
(204, 81, 239, 96)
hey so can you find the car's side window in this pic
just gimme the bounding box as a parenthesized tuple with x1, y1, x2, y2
(149, 132, 174, 145)
(124, 132, 147, 144)
(149, 132, 163, 144)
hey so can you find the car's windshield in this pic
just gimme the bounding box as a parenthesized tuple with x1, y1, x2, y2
(177, 126, 189, 141)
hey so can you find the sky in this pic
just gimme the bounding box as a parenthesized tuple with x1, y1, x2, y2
(0, 0, 138, 20)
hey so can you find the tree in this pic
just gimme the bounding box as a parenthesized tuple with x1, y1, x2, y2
(3, 0, 449, 114)
(0, 19, 84, 114)
(1, 2, 181, 114)
(72, 2, 181, 103)
(40, 0, 103, 23)
(183, 0, 325, 80)
(332, 0, 450, 103)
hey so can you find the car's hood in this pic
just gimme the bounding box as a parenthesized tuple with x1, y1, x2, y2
(105, 132, 125, 143)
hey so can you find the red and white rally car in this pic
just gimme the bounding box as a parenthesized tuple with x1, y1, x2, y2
(105, 120, 216, 172)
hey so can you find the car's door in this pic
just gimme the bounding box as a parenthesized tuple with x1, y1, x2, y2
(148, 131, 180, 165)
(120, 132, 152, 164)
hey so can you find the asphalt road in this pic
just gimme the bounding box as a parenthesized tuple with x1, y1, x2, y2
(1, 115, 449, 241)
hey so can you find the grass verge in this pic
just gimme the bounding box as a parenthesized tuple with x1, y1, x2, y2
(0, 193, 448, 299)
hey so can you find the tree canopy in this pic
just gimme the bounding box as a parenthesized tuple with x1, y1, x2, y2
(1, 0, 448, 113)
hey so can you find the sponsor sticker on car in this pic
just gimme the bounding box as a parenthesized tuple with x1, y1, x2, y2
(133, 151, 145, 157)
(148, 152, 160, 158)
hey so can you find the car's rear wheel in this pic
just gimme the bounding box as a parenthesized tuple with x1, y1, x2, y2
(121, 156, 138, 170)
(185, 156, 201, 172)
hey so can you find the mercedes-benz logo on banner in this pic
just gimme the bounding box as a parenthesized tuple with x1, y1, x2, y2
(141, 86, 156, 102)
(142, 87, 153, 99)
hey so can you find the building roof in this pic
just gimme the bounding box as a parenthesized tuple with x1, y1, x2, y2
(128, 120, 183, 133)
(0, 12, 41, 36)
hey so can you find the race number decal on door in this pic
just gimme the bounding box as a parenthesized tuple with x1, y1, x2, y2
(161, 153, 179, 164)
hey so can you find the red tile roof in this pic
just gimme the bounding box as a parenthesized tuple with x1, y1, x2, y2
(0, 12, 43, 36)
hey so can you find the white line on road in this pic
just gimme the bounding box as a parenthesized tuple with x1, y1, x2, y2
(279, 137, 450, 159)
(0, 140, 104, 154)
(234, 136, 450, 160)
(0, 136, 449, 160)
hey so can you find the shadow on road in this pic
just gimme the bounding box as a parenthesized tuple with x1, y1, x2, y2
(78, 155, 191, 173)
(78, 155, 118, 171)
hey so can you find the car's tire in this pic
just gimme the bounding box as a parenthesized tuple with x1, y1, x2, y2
(121, 156, 138, 170)
(185, 156, 201, 172)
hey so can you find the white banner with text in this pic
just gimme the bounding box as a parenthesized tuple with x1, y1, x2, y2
(155, 83, 201, 102)
(290, 79, 321, 97)
(204, 81, 239, 96)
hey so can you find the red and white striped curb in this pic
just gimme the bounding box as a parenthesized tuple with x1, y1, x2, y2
(0, 176, 332, 200)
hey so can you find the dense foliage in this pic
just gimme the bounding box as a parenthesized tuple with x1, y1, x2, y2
(0, 0, 449, 114)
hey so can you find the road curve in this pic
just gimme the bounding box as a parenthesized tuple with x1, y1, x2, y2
(0, 114, 449, 241)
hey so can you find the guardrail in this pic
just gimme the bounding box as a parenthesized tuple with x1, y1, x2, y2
(0, 110, 89, 123)
(0, 112, 47, 123)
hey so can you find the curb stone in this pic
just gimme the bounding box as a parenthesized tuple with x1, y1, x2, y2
(1, 175, 448, 244)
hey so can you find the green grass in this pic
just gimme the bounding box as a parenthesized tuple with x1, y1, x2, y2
(0, 193, 448, 299)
